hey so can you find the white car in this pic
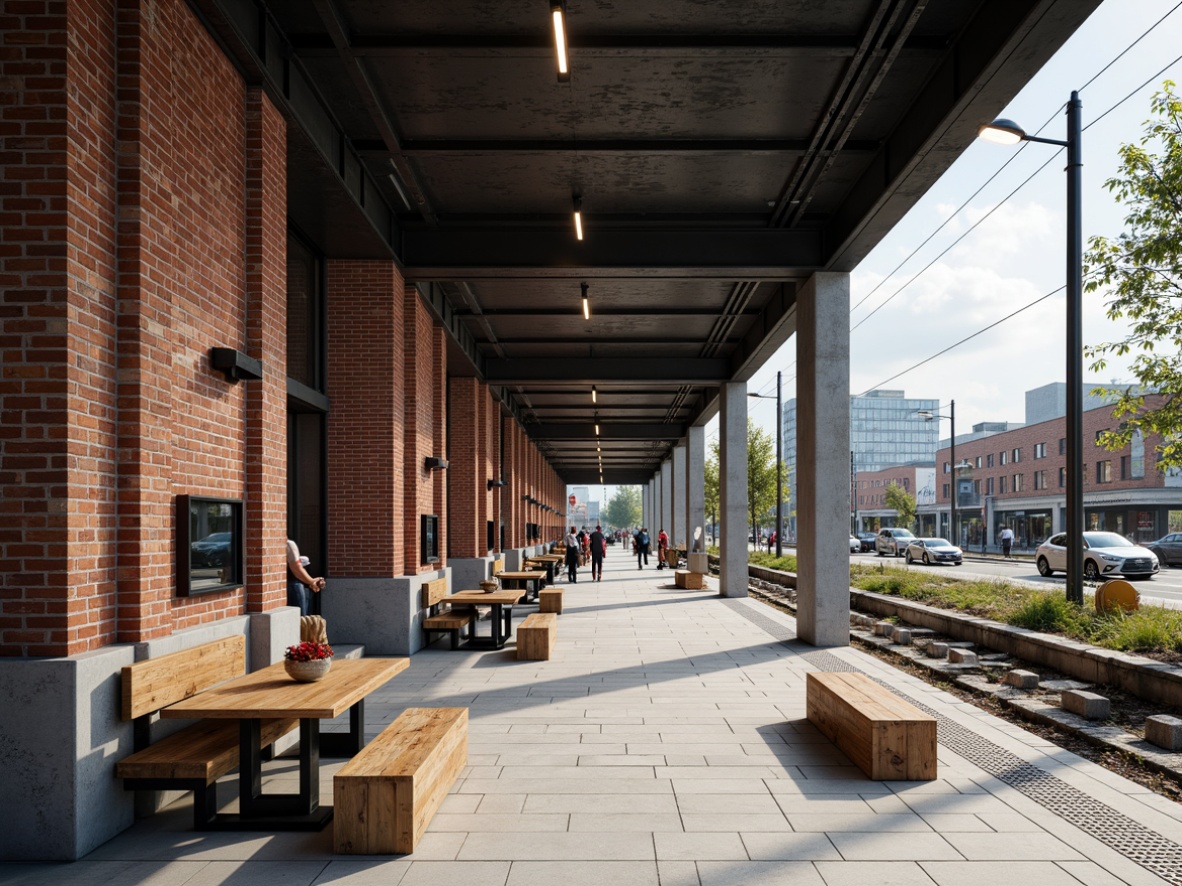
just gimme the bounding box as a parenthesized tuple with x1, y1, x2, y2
(875, 527, 915, 557)
(849, 535, 861, 553)
(1035, 531, 1159, 580)
(905, 538, 962, 566)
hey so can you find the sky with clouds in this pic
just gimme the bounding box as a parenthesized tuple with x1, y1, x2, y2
(593, 0, 1182, 504)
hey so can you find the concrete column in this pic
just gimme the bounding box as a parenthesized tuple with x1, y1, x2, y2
(686, 425, 708, 572)
(719, 382, 748, 597)
(796, 272, 851, 646)
(660, 460, 673, 538)
(672, 442, 687, 548)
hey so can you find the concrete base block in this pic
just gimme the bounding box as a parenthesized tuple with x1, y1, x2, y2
(0, 645, 136, 861)
(322, 569, 450, 655)
(927, 642, 950, 658)
(947, 649, 978, 665)
(688, 552, 710, 574)
(450, 556, 496, 593)
(1061, 689, 1110, 720)
(1145, 714, 1182, 751)
(873, 621, 893, 636)
(892, 628, 912, 645)
(1005, 669, 1040, 689)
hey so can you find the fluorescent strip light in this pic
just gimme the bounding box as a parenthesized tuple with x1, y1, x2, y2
(591, 384, 597, 402)
(552, 5, 570, 82)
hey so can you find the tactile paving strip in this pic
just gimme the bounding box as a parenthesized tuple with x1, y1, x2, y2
(723, 598, 1182, 885)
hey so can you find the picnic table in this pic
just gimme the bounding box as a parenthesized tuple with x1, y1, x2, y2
(446, 588, 524, 649)
(523, 557, 559, 584)
(495, 570, 545, 600)
(161, 657, 408, 830)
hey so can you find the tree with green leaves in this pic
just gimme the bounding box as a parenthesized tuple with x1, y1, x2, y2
(747, 420, 783, 541)
(603, 485, 642, 530)
(884, 482, 917, 531)
(704, 442, 720, 539)
(1085, 82, 1182, 465)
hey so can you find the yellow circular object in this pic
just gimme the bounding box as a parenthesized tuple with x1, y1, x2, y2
(1096, 579, 1140, 613)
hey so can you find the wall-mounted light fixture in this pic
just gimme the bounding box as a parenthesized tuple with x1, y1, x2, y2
(594, 412, 600, 437)
(487, 479, 506, 490)
(590, 383, 597, 403)
(209, 347, 263, 383)
(582, 283, 591, 320)
(551, 0, 570, 82)
(573, 194, 583, 241)
(424, 456, 449, 471)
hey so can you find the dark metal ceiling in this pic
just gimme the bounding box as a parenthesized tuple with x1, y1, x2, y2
(193, 0, 1100, 485)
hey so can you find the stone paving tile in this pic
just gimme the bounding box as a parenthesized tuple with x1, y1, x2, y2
(739, 833, 841, 861)
(696, 860, 826, 885)
(457, 833, 654, 861)
(396, 861, 510, 886)
(813, 861, 938, 886)
(919, 860, 1097, 886)
(940, 832, 1085, 861)
(312, 860, 414, 885)
(504, 860, 660, 886)
(786, 813, 932, 832)
(523, 793, 679, 814)
(826, 832, 962, 861)
(568, 813, 685, 832)
(654, 833, 749, 861)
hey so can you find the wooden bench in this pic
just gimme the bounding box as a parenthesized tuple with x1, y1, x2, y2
(334, 707, 468, 854)
(538, 587, 563, 613)
(114, 635, 297, 827)
(421, 577, 472, 649)
(517, 612, 556, 660)
(674, 569, 706, 589)
(805, 672, 936, 780)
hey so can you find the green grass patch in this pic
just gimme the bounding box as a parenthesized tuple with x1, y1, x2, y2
(749, 551, 798, 573)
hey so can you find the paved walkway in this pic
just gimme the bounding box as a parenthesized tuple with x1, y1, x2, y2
(6, 555, 1182, 885)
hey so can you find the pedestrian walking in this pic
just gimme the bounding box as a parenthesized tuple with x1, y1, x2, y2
(999, 525, 1014, 559)
(589, 524, 606, 581)
(565, 526, 581, 582)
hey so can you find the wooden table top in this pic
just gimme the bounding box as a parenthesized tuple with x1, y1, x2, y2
(495, 571, 544, 580)
(449, 588, 524, 605)
(160, 657, 409, 720)
(529, 554, 563, 561)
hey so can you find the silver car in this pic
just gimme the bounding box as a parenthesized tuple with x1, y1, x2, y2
(905, 538, 962, 566)
(1146, 532, 1182, 567)
(1035, 531, 1160, 580)
(875, 527, 915, 557)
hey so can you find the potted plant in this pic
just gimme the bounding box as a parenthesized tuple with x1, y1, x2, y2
(284, 641, 334, 682)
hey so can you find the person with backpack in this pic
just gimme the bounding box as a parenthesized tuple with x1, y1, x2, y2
(589, 524, 606, 581)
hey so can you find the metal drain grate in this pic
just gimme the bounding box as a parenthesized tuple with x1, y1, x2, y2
(724, 602, 1182, 884)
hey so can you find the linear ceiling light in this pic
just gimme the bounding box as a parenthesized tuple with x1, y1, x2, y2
(582, 282, 591, 320)
(591, 383, 596, 402)
(573, 194, 583, 241)
(551, 1, 570, 82)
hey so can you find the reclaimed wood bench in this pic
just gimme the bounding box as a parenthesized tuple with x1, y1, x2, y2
(114, 635, 297, 827)
(538, 587, 563, 613)
(421, 577, 472, 649)
(674, 569, 706, 589)
(334, 707, 468, 854)
(517, 612, 556, 660)
(805, 672, 936, 780)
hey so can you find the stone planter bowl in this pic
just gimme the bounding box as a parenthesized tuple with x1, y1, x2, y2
(285, 656, 333, 682)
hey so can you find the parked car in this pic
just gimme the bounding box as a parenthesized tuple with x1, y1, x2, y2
(857, 532, 878, 552)
(1146, 532, 1182, 566)
(875, 527, 915, 557)
(1035, 531, 1160, 580)
(905, 537, 962, 566)
(190, 531, 232, 567)
(849, 535, 861, 553)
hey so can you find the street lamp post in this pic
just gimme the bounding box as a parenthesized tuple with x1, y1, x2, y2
(917, 401, 956, 544)
(749, 370, 783, 558)
(980, 93, 1084, 605)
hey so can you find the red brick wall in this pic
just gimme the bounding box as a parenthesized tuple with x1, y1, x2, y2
(325, 260, 405, 576)
(937, 396, 1173, 504)
(243, 90, 288, 612)
(403, 286, 447, 573)
(1, 0, 286, 655)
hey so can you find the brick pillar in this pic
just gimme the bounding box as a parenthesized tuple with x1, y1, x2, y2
(432, 324, 448, 568)
(403, 286, 444, 574)
(243, 88, 287, 613)
(326, 260, 405, 577)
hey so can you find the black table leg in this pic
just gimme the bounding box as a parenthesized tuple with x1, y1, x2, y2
(320, 700, 365, 757)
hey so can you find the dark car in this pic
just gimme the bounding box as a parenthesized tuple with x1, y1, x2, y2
(905, 537, 963, 566)
(857, 532, 877, 552)
(1147, 532, 1182, 566)
(875, 527, 915, 557)
(190, 531, 232, 567)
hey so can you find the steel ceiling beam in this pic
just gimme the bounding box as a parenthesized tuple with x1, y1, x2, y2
(291, 33, 949, 55)
(526, 424, 686, 441)
(484, 358, 729, 385)
(373, 139, 880, 155)
(458, 307, 758, 318)
(402, 228, 825, 279)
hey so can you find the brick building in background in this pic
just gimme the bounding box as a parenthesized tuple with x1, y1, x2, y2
(0, 0, 565, 859)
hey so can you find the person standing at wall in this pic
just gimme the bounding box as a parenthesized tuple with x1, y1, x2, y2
(286, 538, 326, 617)
(565, 525, 581, 582)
